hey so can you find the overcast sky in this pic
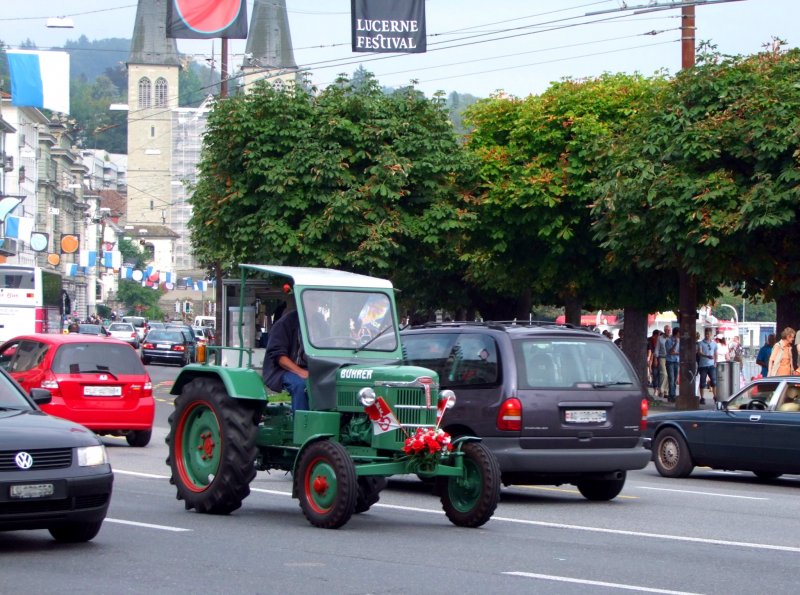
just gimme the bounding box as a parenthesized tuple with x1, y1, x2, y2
(0, 0, 797, 98)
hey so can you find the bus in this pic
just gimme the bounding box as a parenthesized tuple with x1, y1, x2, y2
(0, 265, 64, 343)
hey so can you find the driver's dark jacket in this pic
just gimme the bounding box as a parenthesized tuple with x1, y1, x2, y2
(262, 310, 305, 392)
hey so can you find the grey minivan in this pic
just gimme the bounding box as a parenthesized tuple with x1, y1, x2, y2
(401, 322, 650, 501)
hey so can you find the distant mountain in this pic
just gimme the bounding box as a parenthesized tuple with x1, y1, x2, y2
(64, 35, 129, 82)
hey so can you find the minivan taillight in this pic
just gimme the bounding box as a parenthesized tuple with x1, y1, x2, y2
(640, 398, 649, 432)
(497, 397, 522, 431)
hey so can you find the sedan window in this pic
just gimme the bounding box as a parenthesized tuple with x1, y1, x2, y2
(727, 382, 780, 410)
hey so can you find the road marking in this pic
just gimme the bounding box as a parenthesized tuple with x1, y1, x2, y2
(515, 485, 638, 499)
(115, 469, 170, 480)
(105, 518, 191, 532)
(637, 486, 768, 500)
(503, 571, 702, 594)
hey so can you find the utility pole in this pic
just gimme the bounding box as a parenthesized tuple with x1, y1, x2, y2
(678, 4, 698, 409)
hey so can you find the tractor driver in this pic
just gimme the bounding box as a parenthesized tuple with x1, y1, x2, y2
(262, 307, 308, 413)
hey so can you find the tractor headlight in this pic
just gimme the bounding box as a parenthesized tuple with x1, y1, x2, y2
(440, 390, 456, 409)
(359, 387, 377, 407)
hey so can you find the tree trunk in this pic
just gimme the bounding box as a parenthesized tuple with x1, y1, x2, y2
(564, 296, 582, 327)
(214, 262, 223, 342)
(677, 271, 698, 410)
(621, 307, 648, 393)
(515, 287, 532, 320)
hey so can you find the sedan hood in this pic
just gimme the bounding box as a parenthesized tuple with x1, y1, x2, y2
(0, 409, 100, 449)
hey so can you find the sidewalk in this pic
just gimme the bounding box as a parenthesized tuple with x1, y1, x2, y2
(646, 388, 715, 412)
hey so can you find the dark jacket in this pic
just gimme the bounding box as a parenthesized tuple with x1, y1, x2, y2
(262, 310, 304, 392)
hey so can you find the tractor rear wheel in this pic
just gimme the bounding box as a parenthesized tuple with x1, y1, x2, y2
(297, 440, 358, 529)
(166, 377, 261, 514)
(438, 442, 500, 528)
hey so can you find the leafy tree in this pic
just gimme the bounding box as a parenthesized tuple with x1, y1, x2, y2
(189, 74, 475, 312)
(118, 237, 149, 270)
(593, 43, 800, 407)
(116, 280, 164, 319)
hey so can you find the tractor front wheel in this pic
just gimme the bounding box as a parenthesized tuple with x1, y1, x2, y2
(438, 442, 500, 528)
(166, 377, 260, 514)
(297, 440, 358, 529)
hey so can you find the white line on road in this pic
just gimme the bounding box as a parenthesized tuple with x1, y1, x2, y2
(637, 486, 768, 500)
(114, 469, 170, 479)
(503, 571, 703, 594)
(105, 518, 191, 532)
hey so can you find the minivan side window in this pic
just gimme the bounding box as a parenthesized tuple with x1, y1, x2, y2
(402, 333, 499, 387)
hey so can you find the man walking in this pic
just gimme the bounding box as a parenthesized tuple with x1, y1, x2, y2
(697, 328, 717, 405)
(665, 327, 680, 403)
(657, 325, 671, 400)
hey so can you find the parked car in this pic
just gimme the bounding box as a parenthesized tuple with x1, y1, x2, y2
(107, 322, 140, 348)
(191, 326, 209, 344)
(0, 367, 113, 542)
(646, 376, 800, 479)
(147, 322, 166, 332)
(121, 316, 148, 341)
(0, 334, 154, 447)
(78, 323, 110, 337)
(400, 322, 651, 500)
(141, 329, 192, 366)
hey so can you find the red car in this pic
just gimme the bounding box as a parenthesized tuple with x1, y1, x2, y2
(0, 334, 154, 446)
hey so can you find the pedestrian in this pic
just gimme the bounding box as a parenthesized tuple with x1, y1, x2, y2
(665, 328, 680, 403)
(648, 330, 662, 399)
(657, 325, 671, 399)
(697, 328, 717, 405)
(756, 333, 776, 377)
(262, 309, 309, 412)
(715, 334, 729, 363)
(614, 329, 624, 348)
(731, 335, 744, 364)
(67, 322, 79, 333)
(768, 327, 797, 377)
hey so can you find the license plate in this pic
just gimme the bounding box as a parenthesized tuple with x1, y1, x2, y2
(10, 483, 54, 499)
(84, 385, 122, 396)
(565, 409, 607, 423)
(157, 343, 171, 349)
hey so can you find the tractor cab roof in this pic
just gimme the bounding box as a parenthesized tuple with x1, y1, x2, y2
(240, 265, 393, 290)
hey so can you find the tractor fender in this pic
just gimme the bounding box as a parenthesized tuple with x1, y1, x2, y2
(451, 435, 482, 451)
(291, 433, 336, 498)
(170, 364, 268, 401)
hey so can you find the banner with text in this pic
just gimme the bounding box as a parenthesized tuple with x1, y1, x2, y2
(351, 0, 426, 53)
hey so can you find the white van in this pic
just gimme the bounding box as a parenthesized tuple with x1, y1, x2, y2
(193, 316, 216, 329)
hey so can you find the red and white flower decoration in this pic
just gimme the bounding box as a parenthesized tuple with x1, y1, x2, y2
(403, 427, 452, 458)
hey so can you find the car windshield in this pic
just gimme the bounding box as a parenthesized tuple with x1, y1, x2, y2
(109, 323, 133, 332)
(123, 317, 146, 328)
(78, 324, 104, 334)
(51, 343, 145, 375)
(0, 371, 33, 409)
(301, 289, 397, 351)
(147, 331, 183, 342)
(513, 338, 638, 388)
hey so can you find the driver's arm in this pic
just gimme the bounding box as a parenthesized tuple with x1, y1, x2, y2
(278, 355, 308, 379)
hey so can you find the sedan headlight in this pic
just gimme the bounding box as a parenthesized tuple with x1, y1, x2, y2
(77, 445, 108, 467)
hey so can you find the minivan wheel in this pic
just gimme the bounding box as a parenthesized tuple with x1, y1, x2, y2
(576, 472, 626, 501)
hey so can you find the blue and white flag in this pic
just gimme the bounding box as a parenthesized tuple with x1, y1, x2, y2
(6, 50, 70, 114)
(67, 263, 78, 277)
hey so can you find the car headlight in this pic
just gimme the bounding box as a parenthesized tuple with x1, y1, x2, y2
(359, 387, 377, 407)
(77, 445, 108, 467)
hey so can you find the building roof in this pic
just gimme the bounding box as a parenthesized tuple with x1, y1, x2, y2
(98, 189, 127, 220)
(123, 224, 180, 239)
(128, 0, 181, 66)
(243, 0, 297, 71)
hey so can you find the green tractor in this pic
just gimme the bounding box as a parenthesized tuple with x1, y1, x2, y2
(165, 265, 500, 529)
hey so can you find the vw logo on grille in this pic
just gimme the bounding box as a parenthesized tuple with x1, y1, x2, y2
(15, 451, 33, 469)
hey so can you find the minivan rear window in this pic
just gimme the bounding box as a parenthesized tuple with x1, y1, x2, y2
(514, 339, 637, 388)
(52, 343, 145, 375)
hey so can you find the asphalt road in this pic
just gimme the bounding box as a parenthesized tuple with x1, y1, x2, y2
(2, 362, 798, 594)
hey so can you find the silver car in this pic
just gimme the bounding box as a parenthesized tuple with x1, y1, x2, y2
(107, 322, 140, 348)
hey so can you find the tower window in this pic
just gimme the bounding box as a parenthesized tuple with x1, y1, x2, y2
(138, 77, 152, 109)
(150, 200, 154, 210)
(150, 126, 156, 138)
(155, 77, 168, 107)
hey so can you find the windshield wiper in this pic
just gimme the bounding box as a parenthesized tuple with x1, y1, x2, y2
(592, 381, 634, 388)
(354, 324, 394, 353)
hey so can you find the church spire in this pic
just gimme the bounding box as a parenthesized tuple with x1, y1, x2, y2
(243, 0, 298, 71)
(128, 0, 181, 66)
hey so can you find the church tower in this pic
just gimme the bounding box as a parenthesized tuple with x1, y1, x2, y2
(126, 0, 180, 226)
(241, 0, 300, 92)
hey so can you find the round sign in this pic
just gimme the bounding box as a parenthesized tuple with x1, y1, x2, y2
(29, 233, 49, 252)
(174, 0, 243, 35)
(131, 269, 144, 282)
(61, 234, 79, 254)
(47, 253, 61, 266)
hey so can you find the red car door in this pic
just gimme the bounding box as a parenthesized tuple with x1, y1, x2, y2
(2, 339, 50, 393)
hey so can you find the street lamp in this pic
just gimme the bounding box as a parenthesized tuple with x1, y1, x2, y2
(719, 304, 739, 325)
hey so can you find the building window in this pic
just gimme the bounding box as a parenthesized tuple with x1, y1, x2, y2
(155, 77, 168, 107)
(138, 77, 152, 109)
(150, 126, 156, 138)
